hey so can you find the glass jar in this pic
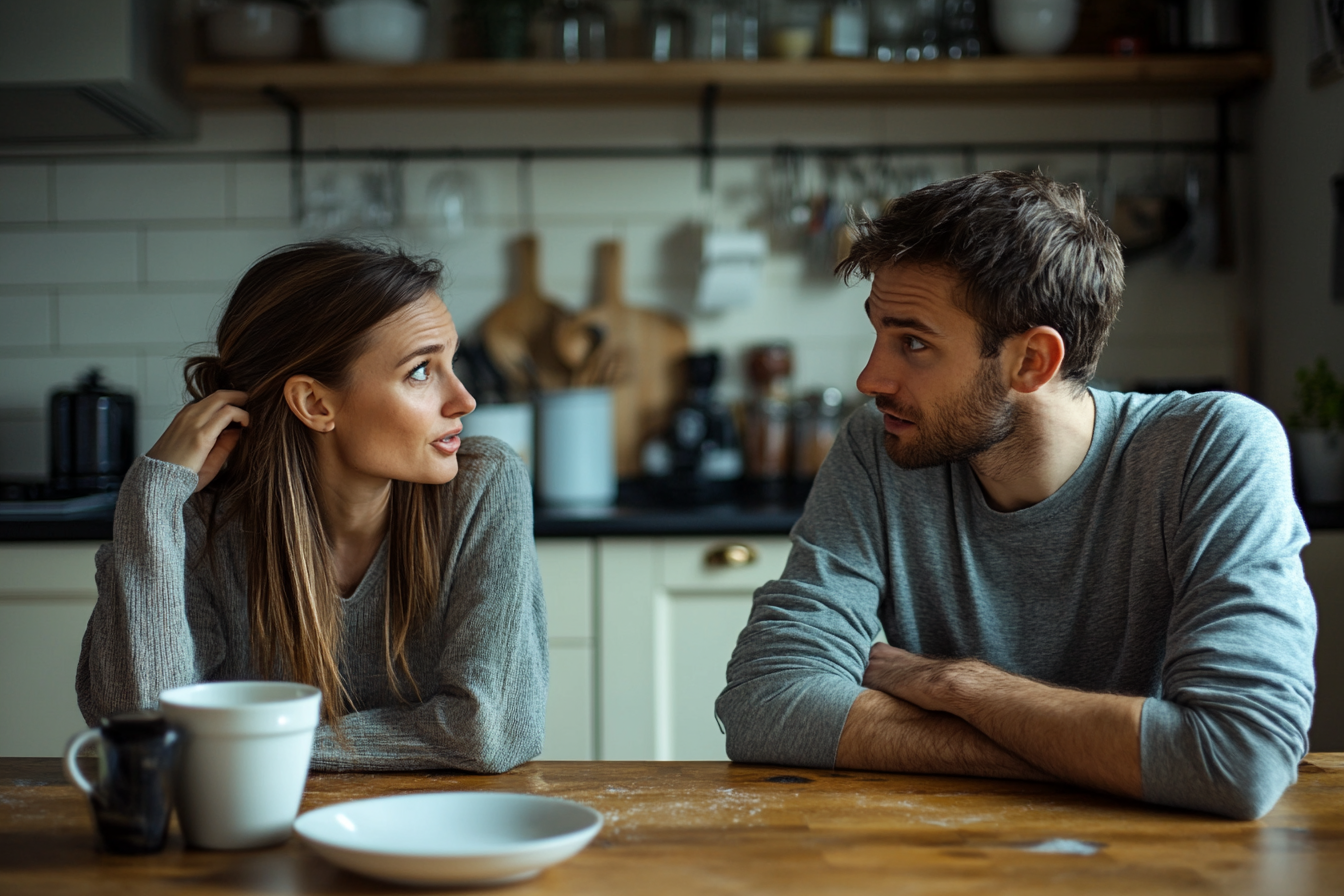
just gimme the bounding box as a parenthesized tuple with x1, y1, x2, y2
(535, 0, 611, 61)
(819, 0, 867, 57)
(643, 0, 688, 60)
(766, 0, 820, 59)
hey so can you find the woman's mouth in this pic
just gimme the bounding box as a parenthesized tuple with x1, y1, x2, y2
(432, 432, 461, 456)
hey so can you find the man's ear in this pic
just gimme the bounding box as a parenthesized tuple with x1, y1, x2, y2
(283, 375, 339, 433)
(1008, 326, 1066, 394)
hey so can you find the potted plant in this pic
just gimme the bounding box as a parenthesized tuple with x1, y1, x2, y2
(1287, 358, 1344, 503)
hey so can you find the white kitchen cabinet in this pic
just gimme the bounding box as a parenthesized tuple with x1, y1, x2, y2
(0, 539, 599, 761)
(0, 543, 101, 757)
(597, 536, 791, 761)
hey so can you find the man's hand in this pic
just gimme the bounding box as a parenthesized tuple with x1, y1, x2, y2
(862, 642, 967, 714)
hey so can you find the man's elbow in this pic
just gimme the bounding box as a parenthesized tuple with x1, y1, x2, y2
(1206, 757, 1297, 821)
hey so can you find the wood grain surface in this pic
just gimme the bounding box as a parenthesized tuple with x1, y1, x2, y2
(182, 56, 1273, 107)
(2, 758, 1342, 895)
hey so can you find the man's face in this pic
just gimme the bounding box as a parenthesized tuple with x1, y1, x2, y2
(856, 263, 1017, 470)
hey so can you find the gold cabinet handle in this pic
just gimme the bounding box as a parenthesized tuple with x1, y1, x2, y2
(705, 543, 758, 568)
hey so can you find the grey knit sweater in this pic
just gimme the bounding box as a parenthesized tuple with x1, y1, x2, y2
(76, 436, 548, 774)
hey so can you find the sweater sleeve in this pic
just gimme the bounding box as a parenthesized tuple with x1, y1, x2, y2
(716, 408, 885, 769)
(1141, 397, 1316, 819)
(76, 455, 228, 724)
(310, 446, 548, 774)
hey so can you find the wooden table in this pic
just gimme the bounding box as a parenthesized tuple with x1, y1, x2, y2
(3, 757, 1343, 894)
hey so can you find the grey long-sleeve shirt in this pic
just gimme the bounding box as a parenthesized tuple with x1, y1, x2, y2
(77, 436, 547, 774)
(716, 389, 1316, 819)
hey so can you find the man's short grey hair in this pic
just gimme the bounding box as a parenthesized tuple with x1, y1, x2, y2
(837, 170, 1125, 390)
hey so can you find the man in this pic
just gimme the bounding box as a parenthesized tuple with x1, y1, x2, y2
(716, 171, 1315, 820)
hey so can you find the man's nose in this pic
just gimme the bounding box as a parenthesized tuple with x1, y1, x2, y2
(857, 347, 898, 397)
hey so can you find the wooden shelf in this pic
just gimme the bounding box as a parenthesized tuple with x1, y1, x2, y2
(184, 54, 1272, 107)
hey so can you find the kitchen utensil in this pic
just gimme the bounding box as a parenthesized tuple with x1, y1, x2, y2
(480, 235, 574, 397)
(990, 0, 1078, 56)
(63, 711, 179, 855)
(537, 387, 617, 507)
(293, 792, 603, 886)
(158, 681, 320, 850)
(49, 368, 135, 494)
(553, 241, 690, 477)
(204, 1, 304, 60)
(321, 0, 427, 63)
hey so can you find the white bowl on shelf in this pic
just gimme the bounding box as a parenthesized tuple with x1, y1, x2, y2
(293, 792, 604, 886)
(990, 0, 1080, 56)
(320, 0, 427, 64)
(205, 1, 304, 60)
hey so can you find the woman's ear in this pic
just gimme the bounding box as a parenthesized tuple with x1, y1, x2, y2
(284, 375, 339, 433)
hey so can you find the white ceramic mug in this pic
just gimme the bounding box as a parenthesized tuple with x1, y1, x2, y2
(158, 681, 321, 850)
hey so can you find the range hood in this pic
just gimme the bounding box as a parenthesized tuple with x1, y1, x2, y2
(0, 0, 194, 143)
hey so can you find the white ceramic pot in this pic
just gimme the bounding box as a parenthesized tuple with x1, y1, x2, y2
(205, 1, 304, 60)
(1290, 429, 1344, 504)
(321, 0, 427, 64)
(990, 0, 1080, 56)
(159, 681, 320, 850)
(536, 388, 616, 508)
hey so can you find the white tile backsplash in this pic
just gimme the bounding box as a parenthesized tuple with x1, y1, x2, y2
(145, 226, 300, 283)
(0, 230, 139, 285)
(56, 163, 229, 221)
(58, 292, 222, 347)
(0, 166, 49, 223)
(234, 162, 292, 220)
(0, 102, 1241, 471)
(0, 294, 52, 347)
(0, 356, 138, 408)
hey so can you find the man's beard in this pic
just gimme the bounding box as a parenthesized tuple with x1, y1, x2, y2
(877, 356, 1018, 470)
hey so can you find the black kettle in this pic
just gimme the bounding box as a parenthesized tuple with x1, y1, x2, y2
(49, 368, 136, 493)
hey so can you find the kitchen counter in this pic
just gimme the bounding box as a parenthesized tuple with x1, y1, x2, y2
(3, 756, 1343, 895)
(7, 497, 1344, 541)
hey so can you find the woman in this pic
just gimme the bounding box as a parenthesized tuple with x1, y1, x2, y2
(76, 240, 547, 773)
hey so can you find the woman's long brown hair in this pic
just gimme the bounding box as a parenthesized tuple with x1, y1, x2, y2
(184, 241, 447, 725)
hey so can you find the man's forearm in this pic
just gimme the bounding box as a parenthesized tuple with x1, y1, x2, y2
(930, 661, 1144, 799)
(860, 645, 1144, 800)
(835, 688, 1055, 782)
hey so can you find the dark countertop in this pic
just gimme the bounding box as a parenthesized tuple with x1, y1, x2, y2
(4, 493, 1342, 542)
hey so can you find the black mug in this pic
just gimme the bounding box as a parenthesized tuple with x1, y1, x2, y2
(63, 710, 180, 854)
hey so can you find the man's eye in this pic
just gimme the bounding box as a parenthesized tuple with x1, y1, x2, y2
(905, 336, 927, 351)
(409, 361, 430, 382)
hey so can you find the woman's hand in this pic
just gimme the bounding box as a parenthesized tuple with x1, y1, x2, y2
(146, 390, 250, 492)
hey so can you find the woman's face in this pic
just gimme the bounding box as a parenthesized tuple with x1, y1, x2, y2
(321, 291, 476, 486)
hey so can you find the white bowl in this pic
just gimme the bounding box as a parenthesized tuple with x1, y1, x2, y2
(206, 2, 303, 60)
(991, 0, 1079, 56)
(293, 792, 604, 886)
(321, 0, 426, 64)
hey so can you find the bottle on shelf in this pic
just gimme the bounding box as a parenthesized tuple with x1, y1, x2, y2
(534, 0, 612, 61)
(688, 0, 762, 59)
(643, 0, 689, 60)
(819, 0, 868, 57)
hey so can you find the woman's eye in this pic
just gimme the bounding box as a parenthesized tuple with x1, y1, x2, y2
(409, 361, 430, 382)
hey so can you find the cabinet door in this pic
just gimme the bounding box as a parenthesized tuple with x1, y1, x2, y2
(0, 544, 102, 757)
(535, 538, 595, 760)
(599, 536, 791, 761)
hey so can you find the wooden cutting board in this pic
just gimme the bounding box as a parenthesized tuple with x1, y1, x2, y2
(479, 235, 572, 396)
(554, 241, 689, 477)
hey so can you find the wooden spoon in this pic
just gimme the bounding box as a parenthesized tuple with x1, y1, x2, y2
(480, 235, 572, 396)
